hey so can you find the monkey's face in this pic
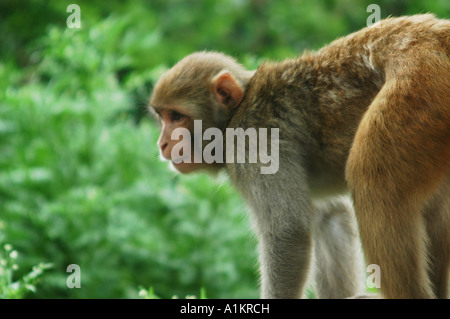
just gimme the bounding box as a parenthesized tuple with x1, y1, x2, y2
(149, 52, 251, 174)
(153, 107, 212, 174)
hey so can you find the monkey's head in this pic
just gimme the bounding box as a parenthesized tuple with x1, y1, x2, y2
(149, 52, 254, 174)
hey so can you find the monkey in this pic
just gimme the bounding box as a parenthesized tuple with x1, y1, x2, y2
(310, 197, 364, 299)
(149, 14, 450, 299)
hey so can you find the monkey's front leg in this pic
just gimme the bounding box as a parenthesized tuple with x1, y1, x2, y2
(257, 219, 313, 299)
(244, 173, 313, 299)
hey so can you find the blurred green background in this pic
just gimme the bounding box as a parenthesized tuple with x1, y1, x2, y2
(0, 0, 448, 299)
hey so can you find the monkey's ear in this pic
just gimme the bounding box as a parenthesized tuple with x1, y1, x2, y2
(211, 71, 244, 110)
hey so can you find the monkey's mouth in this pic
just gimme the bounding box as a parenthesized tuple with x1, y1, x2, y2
(171, 156, 190, 164)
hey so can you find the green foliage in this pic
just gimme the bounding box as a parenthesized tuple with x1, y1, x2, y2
(0, 243, 53, 299)
(139, 286, 208, 299)
(0, 17, 258, 297)
(0, 55, 258, 297)
(0, 0, 448, 299)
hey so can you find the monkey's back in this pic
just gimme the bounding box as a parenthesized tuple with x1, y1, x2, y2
(233, 14, 449, 196)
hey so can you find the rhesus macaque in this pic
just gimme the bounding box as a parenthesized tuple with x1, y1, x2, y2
(311, 197, 364, 298)
(149, 15, 450, 299)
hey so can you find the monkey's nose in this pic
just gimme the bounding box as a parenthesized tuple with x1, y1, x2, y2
(160, 142, 168, 152)
(159, 142, 171, 160)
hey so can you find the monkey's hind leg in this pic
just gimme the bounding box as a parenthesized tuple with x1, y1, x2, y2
(424, 178, 450, 299)
(346, 75, 450, 298)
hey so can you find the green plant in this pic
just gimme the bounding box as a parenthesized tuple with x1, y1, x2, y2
(139, 286, 208, 299)
(0, 244, 52, 299)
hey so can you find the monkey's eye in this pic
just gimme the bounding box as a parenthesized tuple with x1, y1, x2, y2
(170, 110, 184, 122)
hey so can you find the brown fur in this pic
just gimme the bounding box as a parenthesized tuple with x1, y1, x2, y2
(150, 15, 450, 298)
